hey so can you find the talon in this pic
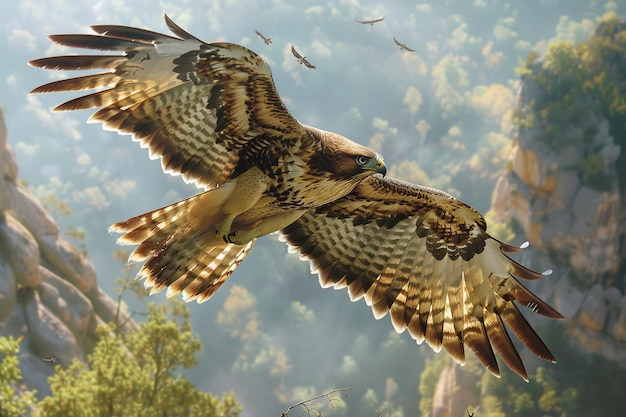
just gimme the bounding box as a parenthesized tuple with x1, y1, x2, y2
(226, 230, 252, 245)
(215, 214, 236, 244)
(216, 229, 230, 243)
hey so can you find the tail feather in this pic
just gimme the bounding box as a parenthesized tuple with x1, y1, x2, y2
(110, 192, 254, 303)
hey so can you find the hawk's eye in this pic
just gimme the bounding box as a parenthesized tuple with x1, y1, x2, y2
(356, 156, 370, 166)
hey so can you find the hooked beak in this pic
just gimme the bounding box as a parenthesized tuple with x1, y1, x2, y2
(375, 156, 386, 177)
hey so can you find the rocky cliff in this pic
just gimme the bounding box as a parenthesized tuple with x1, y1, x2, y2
(431, 17, 626, 416)
(491, 35, 626, 367)
(0, 108, 135, 399)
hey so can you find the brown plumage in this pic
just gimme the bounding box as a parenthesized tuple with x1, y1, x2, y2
(254, 29, 272, 45)
(355, 16, 386, 26)
(29, 14, 563, 381)
(393, 36, 415, 52)
(290, 45, 316, 69)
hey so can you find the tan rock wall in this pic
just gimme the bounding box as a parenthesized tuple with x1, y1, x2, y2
(0, 108, 135, 398)
(491, 65, 626, 363)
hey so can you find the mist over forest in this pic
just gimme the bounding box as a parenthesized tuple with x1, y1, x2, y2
(1, 1, 625, 416)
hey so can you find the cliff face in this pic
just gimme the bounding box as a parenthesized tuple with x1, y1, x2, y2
(0, 108, 135, 398)
(497, 83, 623, 286)
(431, 18, 626, 415)
(491, 61, 626, 364)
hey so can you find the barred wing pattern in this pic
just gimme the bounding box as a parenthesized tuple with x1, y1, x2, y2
(281, 176, 563, 381)
(29, 15, 309, 189)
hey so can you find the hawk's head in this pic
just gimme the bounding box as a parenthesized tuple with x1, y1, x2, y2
(306, 126, 386, 179)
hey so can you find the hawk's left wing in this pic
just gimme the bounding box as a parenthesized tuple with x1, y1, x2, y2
(393, 37, 415, 52)
(280, 175, 562, 381)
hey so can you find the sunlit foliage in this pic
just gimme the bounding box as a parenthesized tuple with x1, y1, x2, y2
(431, 55, 469, 119)
(418, 355, 447, 417)
(37, 301, 241, 417)
(216, 285, 261, 341)
(0, 336, 37, 417)
(478, 365, 579, 417)
(513, 12, 626, 191)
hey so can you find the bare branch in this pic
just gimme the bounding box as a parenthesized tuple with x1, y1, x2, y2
(281, 388, 352, 417)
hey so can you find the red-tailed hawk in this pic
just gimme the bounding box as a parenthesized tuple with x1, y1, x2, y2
(29, 14, 562, 381)
(393, 36, 415, 52)
(254, 29, 272, 45)
(290, 45, 316, 69)
(354, 16, 386, 26)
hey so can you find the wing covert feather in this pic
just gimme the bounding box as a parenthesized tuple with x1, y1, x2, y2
(280, 175, 562, 381)
(29, 14, 309, 188)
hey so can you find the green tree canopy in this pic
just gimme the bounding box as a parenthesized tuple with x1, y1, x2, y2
(36, 301, 241, 417)
(0, 336, 37, 417)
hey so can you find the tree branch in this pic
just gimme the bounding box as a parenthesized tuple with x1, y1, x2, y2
(281, 388, 352, 417)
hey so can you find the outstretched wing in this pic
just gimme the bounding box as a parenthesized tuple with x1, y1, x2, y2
(280, 175, 563, 381)
(355, 16, 386, 25)
(290, 45, 303, 59)
(393, 36, 414, 52)
(254, 29, 271, 44)
(290, 46, 316, 69)
(29, 14, 309, 189)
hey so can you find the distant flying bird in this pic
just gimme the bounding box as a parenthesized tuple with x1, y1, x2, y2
(354, 16, 386, 26)
(393, 36, 415, 52)
(254, 29, 272, 45)
(30, 14, 562, 381)
(290, 45, 316, 69)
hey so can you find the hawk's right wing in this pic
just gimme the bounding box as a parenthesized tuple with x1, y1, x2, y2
(29, 14, 310, 189)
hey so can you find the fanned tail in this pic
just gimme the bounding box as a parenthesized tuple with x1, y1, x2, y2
(110, 191, 254, 303)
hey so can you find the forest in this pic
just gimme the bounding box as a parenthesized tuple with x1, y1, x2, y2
(1, 1, 625, 416)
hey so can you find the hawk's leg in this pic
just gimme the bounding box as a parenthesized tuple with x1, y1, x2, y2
(212, 167, 269, 242)
(227, 209, 306, 245)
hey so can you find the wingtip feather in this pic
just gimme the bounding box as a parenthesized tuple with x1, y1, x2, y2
(502, 303, 558, 363)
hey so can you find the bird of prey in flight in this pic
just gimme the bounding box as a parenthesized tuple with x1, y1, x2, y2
(29, 14, 562, 381)
(290, 45, 316, 69)
(393, 36, 415, 52)
(354, 16, 386, 26)
(254, 29, 272, 45)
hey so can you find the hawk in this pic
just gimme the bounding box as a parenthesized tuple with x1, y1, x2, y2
(354, 16, 386, 26)
(393, 36, 415, 52)
(254, 29, 272, 45)
(29, 14, 562, 381)
(290, 45, 316, 69)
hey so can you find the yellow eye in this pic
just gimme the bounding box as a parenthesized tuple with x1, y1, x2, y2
(356, 156, 369, 165)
